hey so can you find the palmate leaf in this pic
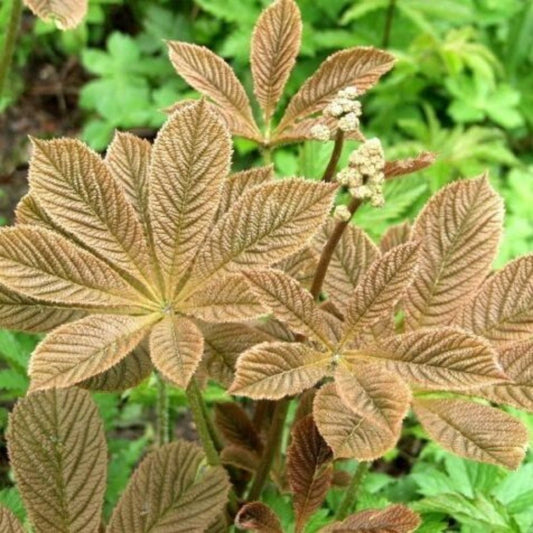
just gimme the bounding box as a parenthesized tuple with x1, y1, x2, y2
(187, 179, 336, 286)
(178, 274, 265, 322)
(23, 0, 87, 29)
(313, 383, 400, 460)
(0, 282, 83, 333)
(314, 220, 380, 312)
(0, 226, 147, 310)
(275, 47, 395, 134)
(287, 415, 333, 531)
(149, 316, 204, 388)
(413, 398, 528, 469)
(235, 502, 283, 532)
(105, 131, 151, 232)
(230, 342, 329, 400)
(461, 254, 533, 346)
(29, 314, 158, 391)
(15, 193, 56, 230)
(243, 269, 333, 346)
(347, 328, 506, 390)
(168, 42, 261, 141)
(322, 504, 421, 532)
(474, 339, 533, 411)
(251, 0, 302, 123)
(107, 440, 230, 532)
(7, 388, 107, 533)
(0, 507, 23, 533)
(335, 363, 411, 431)
(405, 176, 503, 329)
(29, 138, 156, 290)
(341, 242, 420, 345)
(150, 100, 232, 297)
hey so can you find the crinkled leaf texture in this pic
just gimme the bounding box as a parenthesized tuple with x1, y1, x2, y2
(314, 384, 401, 460)
(461, 254, 532, 346)
(7, 388, 107, 533)
(287, 415, 333, 530)
(405, 176, 503, 329)
(235, 502, 282, 532)
(413, 397, 528, 469)
(346, 328, 506, 390)
(23, 0, 87, 29)
(215, 402, 263, 453)
(322, 504, 421, 532)
(108, 440, 230, 532)
(276, 47, 395, 134)
(251, 0, 302, 123)
(0, 508, 24, 533)
(0, 98, 335, 391)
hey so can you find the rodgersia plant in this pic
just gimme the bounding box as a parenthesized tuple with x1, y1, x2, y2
(0, 0, 531, 532)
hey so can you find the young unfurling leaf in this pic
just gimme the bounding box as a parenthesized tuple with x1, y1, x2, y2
(235, 502, 283, 532)
(0, 99, 335, 392)
(7, 388, 107, 532)
(108, 440, 230, 532)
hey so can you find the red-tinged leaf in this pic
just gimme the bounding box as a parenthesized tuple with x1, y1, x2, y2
(235, 502, 283, 533)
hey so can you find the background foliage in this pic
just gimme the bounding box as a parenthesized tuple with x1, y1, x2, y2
(0, 0, 532, 530)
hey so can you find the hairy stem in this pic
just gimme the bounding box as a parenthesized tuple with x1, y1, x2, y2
(247, 398, 290, 501)
(336, 462, 370, 520)
(310, 196, 362, 299)
(321, 130, 345, 183)
(0, 0, 22, 101)
(155, 373, 169, 446)
(382, 0, 396, 49)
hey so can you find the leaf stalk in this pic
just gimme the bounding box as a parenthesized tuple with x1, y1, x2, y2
(335, 461, 370, 520)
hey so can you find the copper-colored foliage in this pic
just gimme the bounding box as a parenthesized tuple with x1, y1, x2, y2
(23, 0, 87, 29)
(322, 504, 421, 532)
(235, 502, 283, 532)
(167, 42, 261, 141)
(473, 339, 533, 411)
(379, 222, 411, 253)
(405, 175, 503, 329)
(7, 388, 107, 532)
(0, 508, 23, 533)
(287, 415, 333, 531)
(215, 402, 263, 452)
(462, 254, 532, 346)
(314, 219, 380, 312)
(251, 0, 302, 123)
(383, 152, 435, 179)
(0, 99, 335, 392)
(413, 397, 528, 469)
(108, 441, 230, 531)
(276, 47, 395, 134)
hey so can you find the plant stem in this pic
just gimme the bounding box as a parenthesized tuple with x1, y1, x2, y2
(155, 372, 169, 446)
(336, 462, 370, 520)
(321, 130, 344, 183)
(186, 378, 220, 466)
(0, 0, 23, 101)
(186, 378, 239, 516)
(382, 0, 396, 49)
(310, 196, 362, 299)
(247, 398, 290, 501)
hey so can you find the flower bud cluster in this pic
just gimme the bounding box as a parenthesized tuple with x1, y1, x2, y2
(336, 138, 386, 207)
(324, 86, 361, 133)
(310, 86, 362, 141)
